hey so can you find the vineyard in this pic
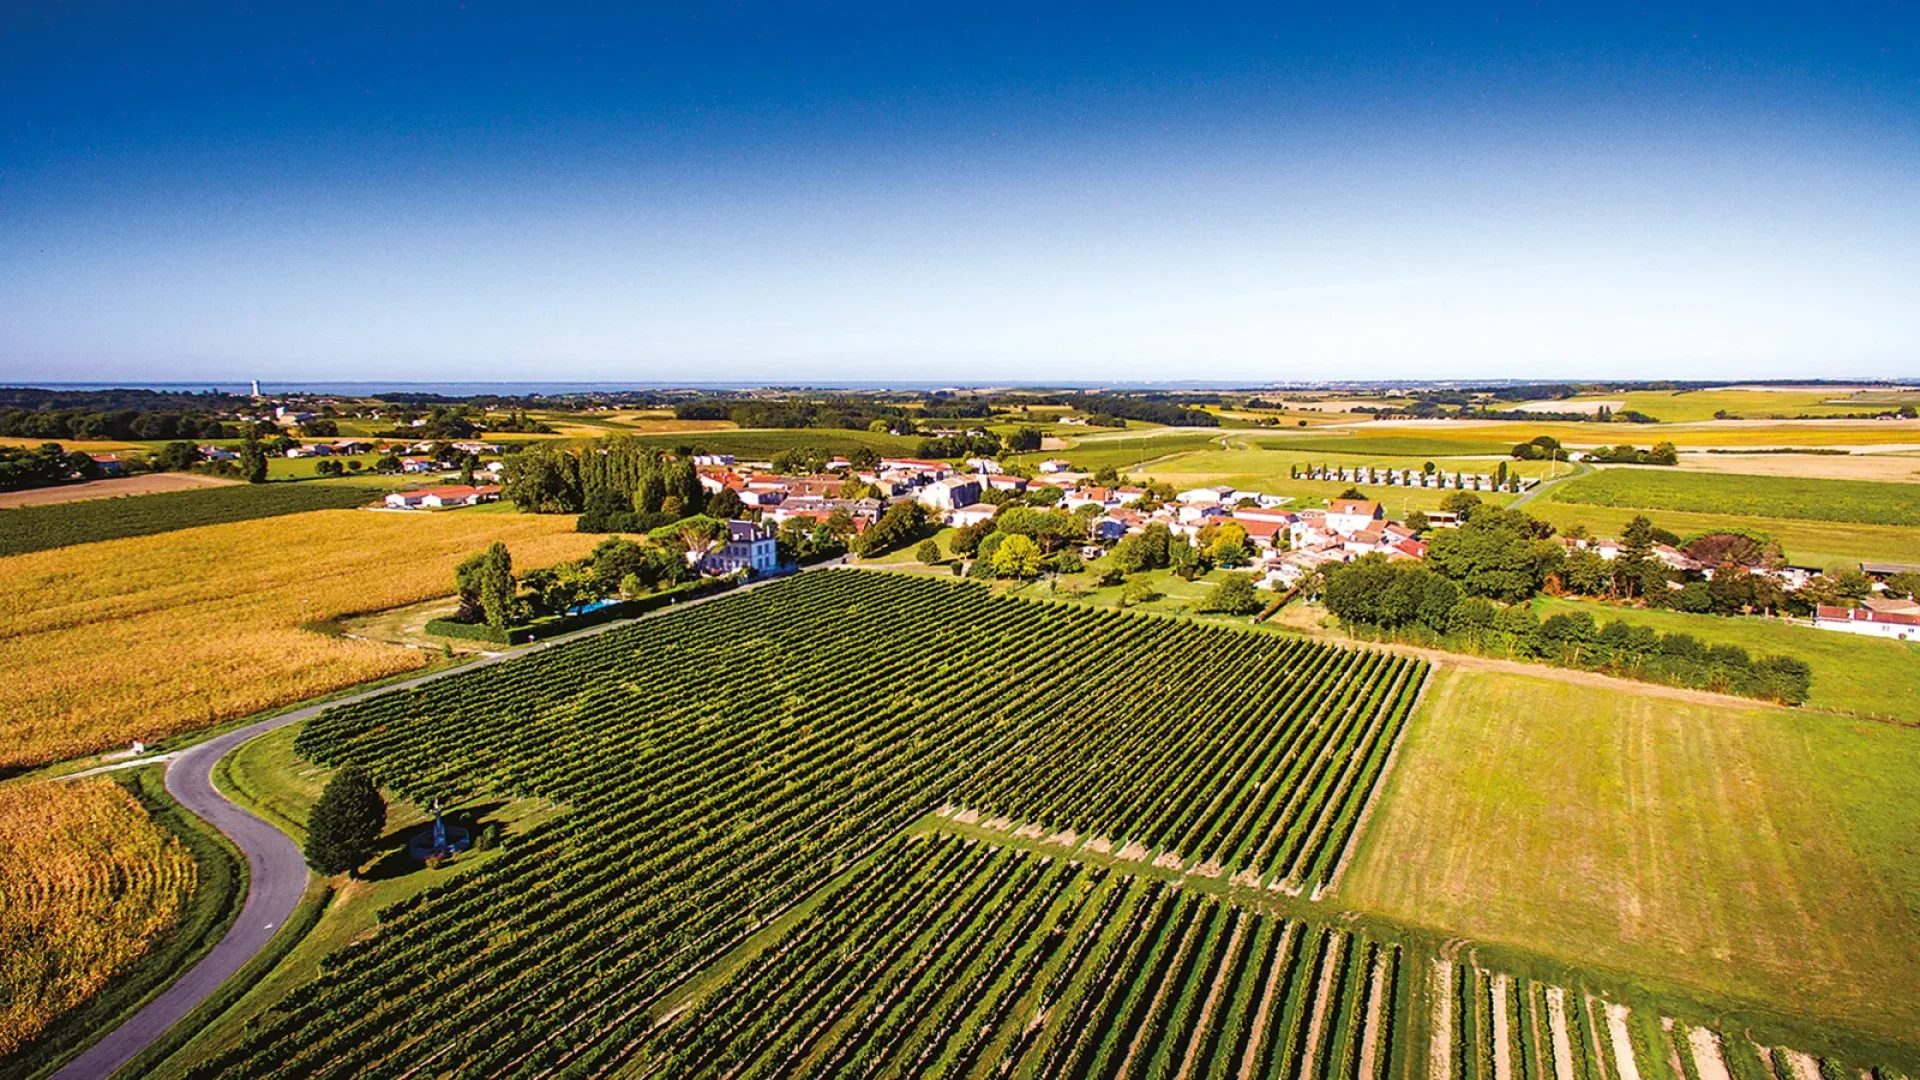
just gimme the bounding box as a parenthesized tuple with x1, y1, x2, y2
(190, 570, 1424, 1077)
(647, 832, 1873, 1080)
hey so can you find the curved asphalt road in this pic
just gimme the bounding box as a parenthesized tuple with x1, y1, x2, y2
(57, 564, 836, 1080)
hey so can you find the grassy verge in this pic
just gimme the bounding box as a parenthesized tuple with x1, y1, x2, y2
(112, 882, 333, 1080)
(1, 766, 246, 1080)
(145, 720, 563, 1079)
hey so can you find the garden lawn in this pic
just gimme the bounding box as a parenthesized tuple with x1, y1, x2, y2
(1549, 467, 1920, 526)
(1339, 667, 1920, 1046)
(1528, 597, 1920, 724)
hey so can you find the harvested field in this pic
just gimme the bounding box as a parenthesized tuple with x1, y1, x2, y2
(0, 472, 237, 510)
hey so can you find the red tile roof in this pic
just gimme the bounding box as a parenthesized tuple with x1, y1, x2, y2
(1816, 605, 1920, 627)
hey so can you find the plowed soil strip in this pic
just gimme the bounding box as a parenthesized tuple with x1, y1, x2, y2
(1785, 1050, 1823, 1080)
(1431, 959, 1454, 1080)
(1355, 950, 1391, 1080)
(1689, 1022, 1735, 1076)
(1491, 974, 1514, 1080)
(1545, 988, 1576, 1080)
(1604, 1004, 1642, 1080)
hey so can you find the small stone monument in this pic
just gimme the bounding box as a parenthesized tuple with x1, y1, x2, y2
(408, 798, 472, 861)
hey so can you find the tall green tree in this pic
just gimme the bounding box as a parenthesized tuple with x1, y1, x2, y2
(305, 766, 387, 877)
(238, 431, 269, 484)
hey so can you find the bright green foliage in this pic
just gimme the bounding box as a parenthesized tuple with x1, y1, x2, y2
(303, 766, 386, 877)
(1198, 572, 1260, 614)
(216, 572, 1423, 1077)
(990, 533, 1044, 578)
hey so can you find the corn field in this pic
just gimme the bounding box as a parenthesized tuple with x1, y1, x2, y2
(0, 778, 196, 1055)
(0, 508, 601, 768)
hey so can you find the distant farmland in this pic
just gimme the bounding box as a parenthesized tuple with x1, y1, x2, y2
(1549, 467, 1920, 527)
(0, 480, 391, 556)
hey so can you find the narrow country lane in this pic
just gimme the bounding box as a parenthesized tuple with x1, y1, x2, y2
(57, 564, 831, 1080)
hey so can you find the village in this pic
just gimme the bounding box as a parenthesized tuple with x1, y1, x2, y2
(679, 451, 1919, 642)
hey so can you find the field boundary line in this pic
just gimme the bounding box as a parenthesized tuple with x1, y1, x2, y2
(1319, 662, 1437, 899)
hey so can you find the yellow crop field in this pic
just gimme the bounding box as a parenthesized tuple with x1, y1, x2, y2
(0, 509, 601, 769)
(0, 778, 195, 1055)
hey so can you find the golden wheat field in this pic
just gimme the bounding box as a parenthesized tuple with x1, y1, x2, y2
(0, 509, 600, 769)
(0, 778, 196, 1055)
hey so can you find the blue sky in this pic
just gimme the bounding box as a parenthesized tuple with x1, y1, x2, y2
(3, 2, 1917, 384)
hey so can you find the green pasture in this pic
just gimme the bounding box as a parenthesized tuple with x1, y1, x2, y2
(1340, 665, 1920, 1046)
(1527, 596, 1920, 724)
(1549, 467, 1920, 527)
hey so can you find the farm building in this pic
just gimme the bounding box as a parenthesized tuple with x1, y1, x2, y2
(1811, 604, 1920, 641)
(383, 485, 501, 509)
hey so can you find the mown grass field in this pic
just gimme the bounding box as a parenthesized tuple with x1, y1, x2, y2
(1139, 447, 1541, 510)
(1528, 597, 1920, 724)
(1523, 500, 1920, 572)
(0, 776, 196, 1057)
(1340, 666, 1920, 1045)
(1609, 388, 1920, 423)
(1009, 427, 1230, 471)
(1550, 467, 1920, 526)
(0, 477, 397, 556)
(0, 508, 601, 769)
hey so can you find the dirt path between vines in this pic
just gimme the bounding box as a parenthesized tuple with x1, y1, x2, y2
(1490, 974, 1515, 1080)
(1605, 1003, 1643, 1080)
(1175, 917, 1248, 1080)
(1686, 1031, 1732, 1080)
(1355, 951, 1390, 1080)
(1545, 987, 1577, 1080)
(1238, 925, 1295, 1080)
(1297, 933, 1347, 1080)
(1430, 959, 1454, 1080)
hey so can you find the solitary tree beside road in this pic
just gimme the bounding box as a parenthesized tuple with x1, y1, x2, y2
(305, 766, 387, 877)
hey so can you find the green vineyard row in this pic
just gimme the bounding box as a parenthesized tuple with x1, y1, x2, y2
(193, 570, 1421, 1078)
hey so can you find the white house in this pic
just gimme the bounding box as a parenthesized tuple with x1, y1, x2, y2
(1037, 458, 1073, 473)
(1324, 499, 1384, 536)
(917, 476, 982, 512)
(1813, 605, 1919, 640)
(1178, 485, 1234, 505)
(949, 503, 999, 528)
(703, 520, 780, 575)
